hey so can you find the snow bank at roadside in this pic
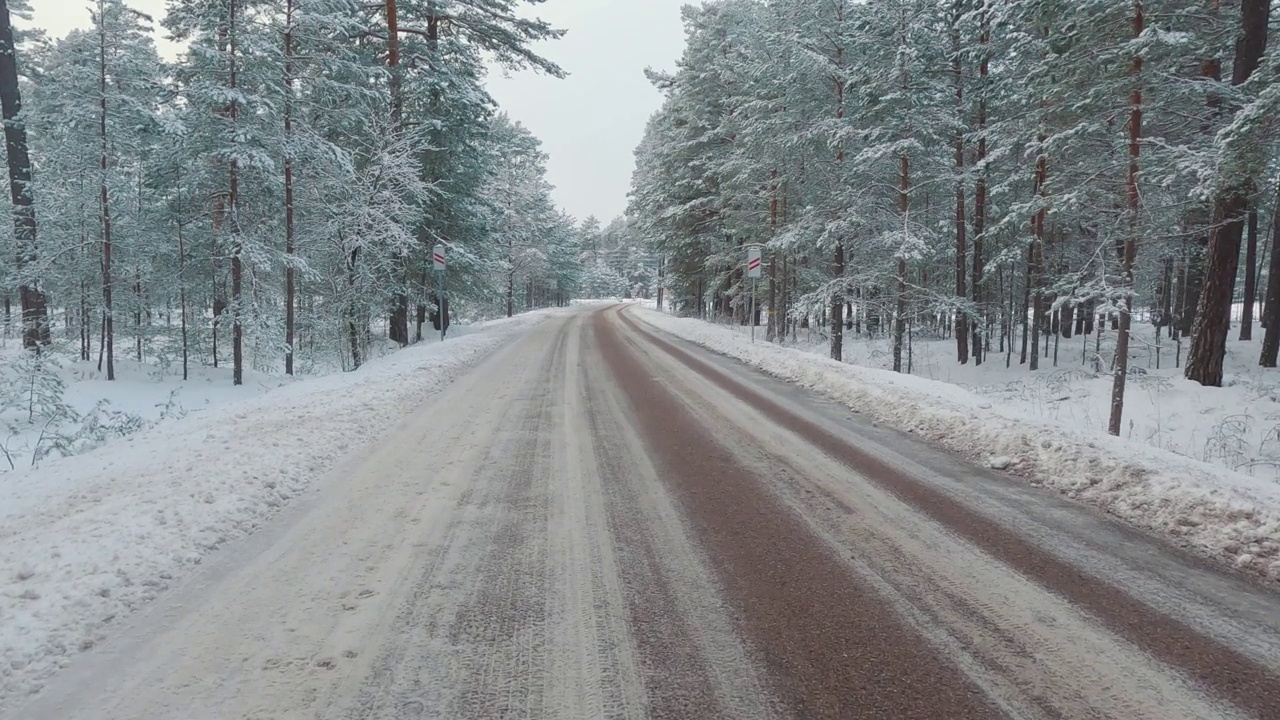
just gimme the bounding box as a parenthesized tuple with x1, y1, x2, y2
(0, 309, 558, 708)
(632, 308, 1280, 584)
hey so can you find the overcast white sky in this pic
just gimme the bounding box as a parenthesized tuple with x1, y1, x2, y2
(26, 0, 689, 222)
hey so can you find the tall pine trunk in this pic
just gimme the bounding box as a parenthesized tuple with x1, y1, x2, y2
(893, 155, 909, 373)
(385, 0, 409, 346)
(1259, 182, 1280, 366)
(656, 256, 665, 312)
(1110, 0, 1143, 437)
(891, 11, 909, 374)
(779, 254, 788, 340)
(767, 253, 777, 341)
(134, 269, 142, 362)
(347, 245, 362, 369)
(98, 2, 115, 380)
(0, 0, 47, 349)
(951, 0, 968, 364)
(830, 24, 845, 362)
(1185, 0, 1270, 385)
(79, 280, 89, 361)
(1240, 207, 1258, 340)
(229, 0, 244, 386)
(177, 170, 189, 381)
(284, 0, 296, 374)
(1027, 139, 1048, 371)
(1020, 240, 1032, 365)
(507, 269, 515, 318)
(972, 2, 989, 366)
(767, 170, 778, 342)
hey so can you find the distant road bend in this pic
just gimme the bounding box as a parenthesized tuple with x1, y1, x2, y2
(21, 304, 1280, 720)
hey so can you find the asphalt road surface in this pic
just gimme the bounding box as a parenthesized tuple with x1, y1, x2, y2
(19, 305, 1280, 720)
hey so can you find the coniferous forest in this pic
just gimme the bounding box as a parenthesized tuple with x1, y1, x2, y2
(0, 0, 600, 381)
(627, 0, 1277, 435)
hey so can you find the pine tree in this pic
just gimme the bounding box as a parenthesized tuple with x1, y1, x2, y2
(0, 0, 49, 348)
(1184, 0, 1271, 386)
(631, 0, 1280, 402)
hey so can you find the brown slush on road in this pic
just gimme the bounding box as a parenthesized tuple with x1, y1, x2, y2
(617, 310, 1280, 720)
(592, 310, 1002, 719)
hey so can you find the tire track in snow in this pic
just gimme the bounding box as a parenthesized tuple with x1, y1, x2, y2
(593, 309, 1001, 719)
(540, 315, 648, 720)
(580, 318, 781, 720)
(344, 317, 572, 720)
(619, 306, 1280, 720)
(655, 350, 1246, 720)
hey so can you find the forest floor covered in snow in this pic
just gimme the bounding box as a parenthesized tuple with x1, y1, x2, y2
(0, 309, 563, 707)
(633, 305, 1280, 585)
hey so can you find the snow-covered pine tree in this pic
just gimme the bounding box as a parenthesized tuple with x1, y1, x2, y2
(631, 0, 1280, 411)
(0, 0, 49, 348)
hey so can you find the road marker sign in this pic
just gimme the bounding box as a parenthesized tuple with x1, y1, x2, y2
(433, 245, 447, 342)
(746, 247, 764, 342)
(747, 247, 762, 278)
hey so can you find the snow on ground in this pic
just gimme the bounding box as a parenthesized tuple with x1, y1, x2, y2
(697, 311, 1280, 479)
(633, 307, 1280, 584)
(0, 347, 285, 477)
(0, 309, 561, 708)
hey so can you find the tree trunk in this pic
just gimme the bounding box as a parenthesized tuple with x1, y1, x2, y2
(228, 0, 244, 386)
(346, 245, 362, 369)
(1186, 0, 1270, 385)
(212, 213, 223, 369)
(1110, 0, 1143, 437)
(79, 281, 89, 361)
(767, 170, 778, 342)
(1020, 241, 1032, 365)
(178, 177, 189, 381)
(1186, 197, 1248, 385)
(893, 156, 909, 373)
(1028, 146, 1048, 371)
(284, 0, 296, 374)
(1159, 256, 1174, 338)
(830, 243, 844, 361)
(134, 270, 143, 362)
(506, 270, 515, 318)
(767, 253, 777, 342)
(656, 256, 665, 312)
(415, 268, 426, 341)
(831, 26, 845, 363)
(779, 254, 788, 340)
(98, 4, 115, 380)
(1259, 183, 1280, 366)
(1240, 206, 1258, 340)
(998, 266, 1007, 355)
(0, 0, 47, 349)
(951, 0, 968, 364)
(971, 4, 988, 367)
(385, 0, 409, 346)
(1256, 216, 1269, 318)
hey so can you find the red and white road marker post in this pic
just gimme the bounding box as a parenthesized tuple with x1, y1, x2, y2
(434, 244, 447, 342)
(747, 247, 762, 343)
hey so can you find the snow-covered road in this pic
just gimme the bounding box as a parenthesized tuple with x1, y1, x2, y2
(15, 305, 1280, 719)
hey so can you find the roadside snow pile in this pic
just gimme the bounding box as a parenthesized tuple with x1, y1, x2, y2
(632, 308, 1280, 584)
(745, 315, 1280, 479)
(0, 310, 555, 708)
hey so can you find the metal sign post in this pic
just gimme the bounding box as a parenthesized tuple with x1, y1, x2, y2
(747, 247, 762, 343)
(433, 245, 447, 342)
